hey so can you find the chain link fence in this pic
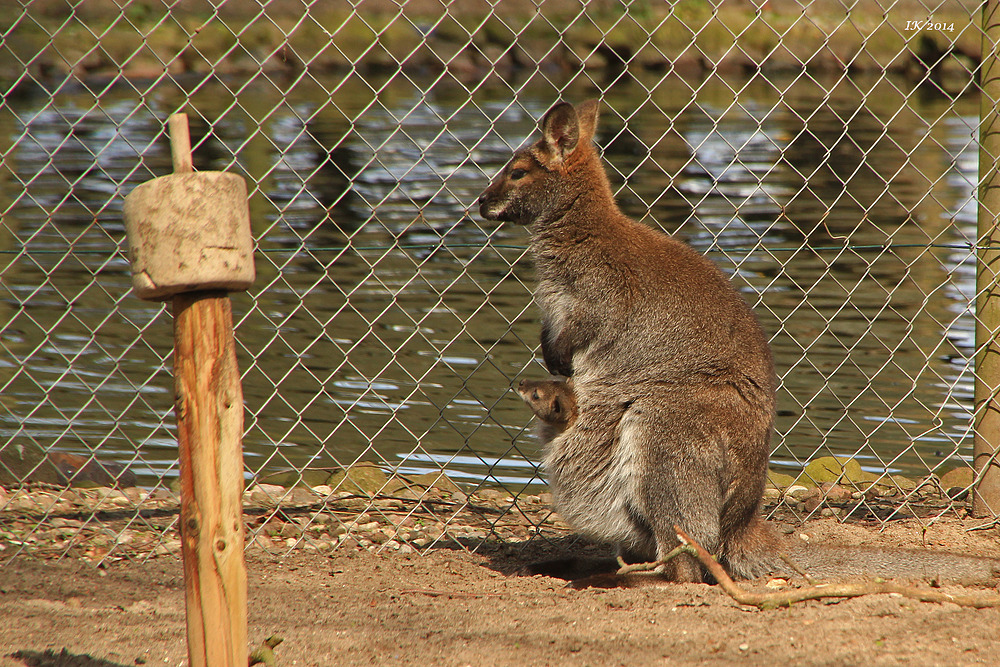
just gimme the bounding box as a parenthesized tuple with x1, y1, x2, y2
(0, 0, 996, 565)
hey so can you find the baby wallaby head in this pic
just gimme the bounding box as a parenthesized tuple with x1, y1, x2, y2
(478, 99, 604, 226)
(517, 378, 578, 427)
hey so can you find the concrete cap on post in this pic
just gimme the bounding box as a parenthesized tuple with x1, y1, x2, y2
(122, 115, 255, 300)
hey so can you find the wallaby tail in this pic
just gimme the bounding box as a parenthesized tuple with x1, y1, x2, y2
(775, 544, 1000, 587)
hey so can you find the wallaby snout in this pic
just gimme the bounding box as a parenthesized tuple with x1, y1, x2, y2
(477, 180, 507, 222)
(477, 157, 538, 224)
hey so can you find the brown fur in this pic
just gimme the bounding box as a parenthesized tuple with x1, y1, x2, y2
(483, 100, 1000, 585)
(518, 378, 578, 442)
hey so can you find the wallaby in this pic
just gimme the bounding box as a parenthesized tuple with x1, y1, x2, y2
(484, 99, 1000, 586)
(481, 99, 776, 582)
(517, 378, 578, 443)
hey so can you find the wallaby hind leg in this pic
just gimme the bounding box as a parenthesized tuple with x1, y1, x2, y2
(619, 400, 726, 583)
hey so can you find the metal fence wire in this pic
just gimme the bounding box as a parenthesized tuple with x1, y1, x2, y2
(1, 0, 998, 565)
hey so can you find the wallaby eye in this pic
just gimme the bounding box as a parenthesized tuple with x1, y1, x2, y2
(509, 168, 528, 180)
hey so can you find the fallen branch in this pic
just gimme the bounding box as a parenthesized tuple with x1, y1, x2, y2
(672, 525, 1000, 610)
(615, 545, 687, 575)
(398, 588, 500, 599)
(248, 635, 283, 667)
(967, 518, 1000, 532)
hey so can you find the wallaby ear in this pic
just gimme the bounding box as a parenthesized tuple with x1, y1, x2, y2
(575, 99, 600, 145)
(539, 102, 580, 167)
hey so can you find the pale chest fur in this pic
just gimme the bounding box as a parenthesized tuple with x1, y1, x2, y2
(534, 281, 574, 341)
(542, 404, 650, 553)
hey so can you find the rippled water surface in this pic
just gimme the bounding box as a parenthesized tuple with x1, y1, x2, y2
(0, 69, 983, 488)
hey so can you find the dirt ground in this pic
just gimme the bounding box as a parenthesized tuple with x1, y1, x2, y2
(2, 515, 1000, 667)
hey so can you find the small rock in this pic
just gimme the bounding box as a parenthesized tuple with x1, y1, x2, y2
(258, 468, 335, 488)
(785, 485, 810, 499)
(338, 535, 361, 549)
(11, 494, 45, 512)
(477, 489, 507, 501)
(865, 484, 897, 499)
(394, 488, 426, 501)
(151, 540, 181, 556)
(327, 463, 389, 497)
(408, 472, 463, 494)
(311, 512, 334, 525)
(946, 486, 969, 500)
(149, 488, 174, 501)
(818, 483, 853, 503)
(766, 470, 796, 490)
(939, 467, 973, 494)
(887, 475, 918, 493)
(285, 487, 317, 505)
(249, 484, 286, 505)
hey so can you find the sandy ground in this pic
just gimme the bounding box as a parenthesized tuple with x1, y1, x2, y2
(2, 515, 1000, 667)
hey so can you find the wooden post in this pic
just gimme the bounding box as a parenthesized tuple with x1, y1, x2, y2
(173, 289, 248, 667)
(975, 0, 1000, 519)
(123, 114, 255, 666)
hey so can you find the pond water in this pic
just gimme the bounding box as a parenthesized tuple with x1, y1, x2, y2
(0, 67, 982, 489)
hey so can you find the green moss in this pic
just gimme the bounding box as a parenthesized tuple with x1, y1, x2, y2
(802, 456, 867, 486)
